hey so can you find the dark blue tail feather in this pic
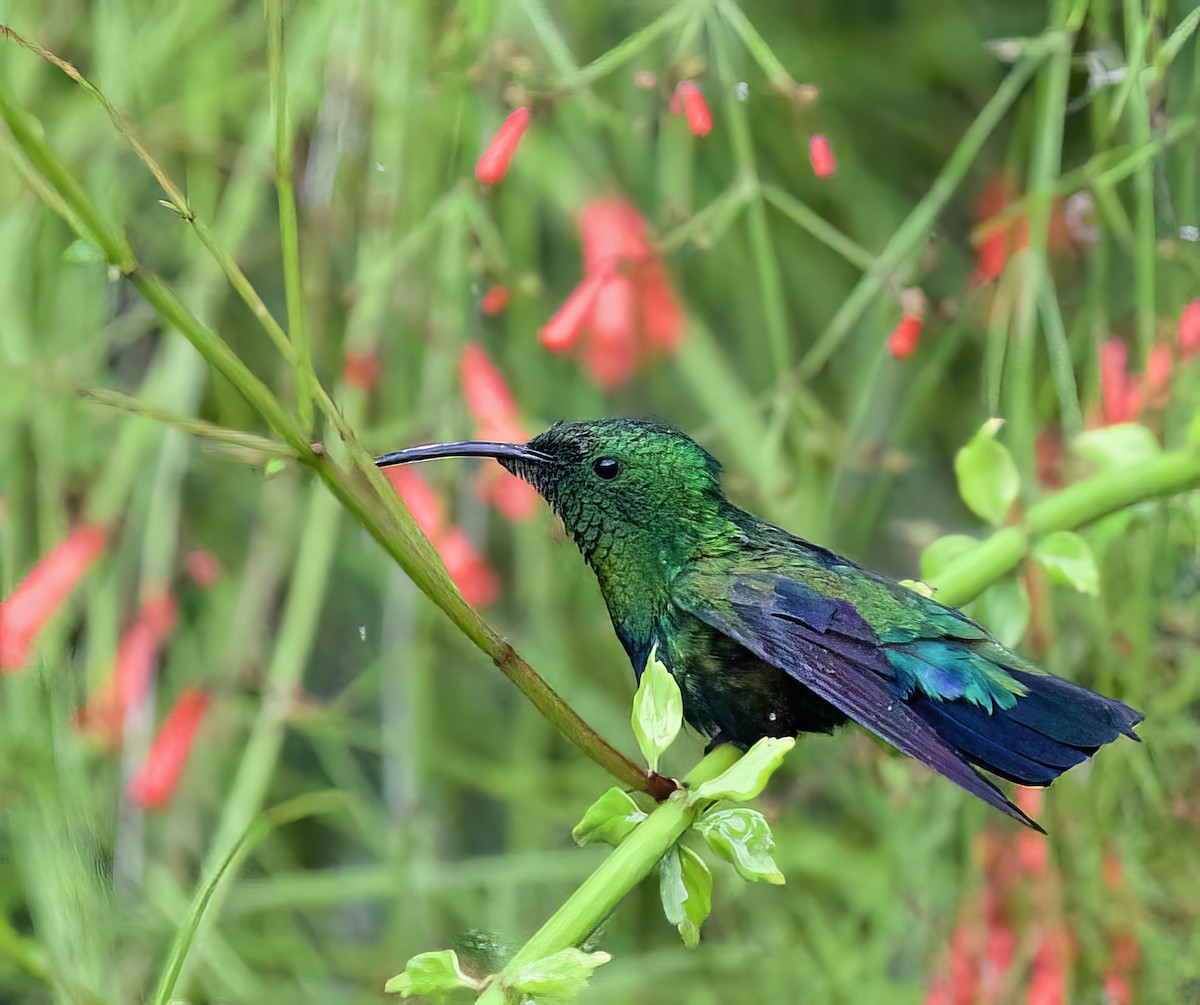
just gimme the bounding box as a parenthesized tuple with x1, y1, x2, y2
(910, 669, 1143, 788)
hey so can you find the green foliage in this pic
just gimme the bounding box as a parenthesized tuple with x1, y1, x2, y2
(954, 419, 1020, 526)
(1, 0, 1199, 1002)
(1032, 530, 1101, 595)
(631, 644, 684, 773)
(507, 948, 612, 1002)
(695, 808, 785, 885)
(385, 950, 480, 998)
(690, 736, 795, 803)
(571, 788, 647, 847)
(658, 845, 712, 950)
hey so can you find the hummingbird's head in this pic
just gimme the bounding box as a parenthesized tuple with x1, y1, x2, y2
(501, 419, 726, 564)
(374, 418, 729, 572)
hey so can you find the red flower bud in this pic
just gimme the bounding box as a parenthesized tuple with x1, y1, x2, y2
(475, 107, 531, 185)
(1, 523, 108, 672)
(585, 274, 638, 388)
(129, 687, 210, 809)
(808, 135, 836, 179)
(480, 285, 510, 316)
(887, 315, 922, 359)
(974, 175, 1016, 284)
(671, 81, 712, 137)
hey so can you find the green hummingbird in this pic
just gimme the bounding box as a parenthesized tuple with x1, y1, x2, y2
(375, 418, 1142, 830)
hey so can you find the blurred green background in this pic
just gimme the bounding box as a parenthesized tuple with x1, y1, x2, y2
(2, 0, 1199, 1002)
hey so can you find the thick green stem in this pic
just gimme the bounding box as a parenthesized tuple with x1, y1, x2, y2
(475, 744, 742, 1004)
(932, 445, 1200, 606)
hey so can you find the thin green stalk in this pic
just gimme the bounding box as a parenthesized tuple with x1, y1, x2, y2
(761, 185, 877, 273)
(1037, 279, 1084, 436)
(1123, 0, 1159, 360)
(797, 37, 1057, 379)
(1005, 0, 1077, 484)
(475, 744, 743, 1004)
(265, 0, 315, 434)
(931, 444, 1200, 606)
(710, 12, 790, 375)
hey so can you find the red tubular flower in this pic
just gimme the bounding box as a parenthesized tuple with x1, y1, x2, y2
(1, 523, 108, 673)
(808, 135, 836, 179)
(1144, 343, 1172, 407)
(481, 285, 510, 316)
(887, 315, 922, 359)
(540, 273, 605, 352)
(460, 345, 540, 521)
(461, 344, 519, 427)
(1026, 930, 1068, 1005)
(384, 467, 504, 602)
(1100, 339, 1142, 424)
(542, 198, 686, 386)
(636, 257, 685, 350)
(342, 350, 381, 391)
(129, 687, 210, 809)
(671, 81, 712, 137)
(436, 527, 500, 607)
(581, 200, 650, 276)
(384, 467, 445, 537)
(1180, 300, 1200, 357)
(79, 593, 178, 745)
(475, 107, 531, 185)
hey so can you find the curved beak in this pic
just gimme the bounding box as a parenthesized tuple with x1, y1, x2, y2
(373, 440, 554, 468)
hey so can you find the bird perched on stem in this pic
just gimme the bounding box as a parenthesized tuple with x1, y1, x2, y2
(375, 419, 1142, 830)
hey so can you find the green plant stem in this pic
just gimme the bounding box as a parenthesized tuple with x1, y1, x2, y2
(265, 0, 315, 434)
(931, 444, 1200, 606)
(475, 744, 743, 1004)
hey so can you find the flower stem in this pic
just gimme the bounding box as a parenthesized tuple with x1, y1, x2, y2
(475, 744, 742, 1004)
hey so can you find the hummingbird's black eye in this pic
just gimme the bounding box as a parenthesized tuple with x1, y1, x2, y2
(593, 457, 621, 480)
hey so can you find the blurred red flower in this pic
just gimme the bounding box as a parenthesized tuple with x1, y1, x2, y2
(78, 592, 178, 746)
(973, 175, 1072, 285)
(383, 466, 502, 606)
(1, 523, 109, 673)
(460, 344, 540, 521)
(129, 687, 210, 809)
(1099, 339, 1144, 425)
(475, 107, 530, 185)
(540, 199, 685, 387)
(808, 134, 836, 179)
(670, 81, 712, 137)
(342, 349, 381, 391)
(481, 285, 510, 316)
(888, 314, 922, 359)
(185, 549, 222, 588)
(1180, 300, 1200, 357)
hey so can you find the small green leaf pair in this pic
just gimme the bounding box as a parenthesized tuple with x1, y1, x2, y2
(385, 947, 610, 1001)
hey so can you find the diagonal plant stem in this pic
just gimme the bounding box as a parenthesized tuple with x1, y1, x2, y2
(0, 64, 672, 801)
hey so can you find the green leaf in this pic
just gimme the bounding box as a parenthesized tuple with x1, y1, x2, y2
(919, 534, 978, 581)
(964, 575, 1030, 648)
(508, 948, 611, 1001)
(62, 238, 106, 265)
(954, 420, 1019, 526)
(898, 578, 934, 598)
(384, 949, 479, 997)
(1033, 530, 1100, 595)
(631, 643, 683, 773)
(696, 807, 785, 885)
(691, 736, 794, 802)
(264, 458, 287, 479)
(571, 788, 647, 847)
(1073, 423, 1161, 470)
(658, 845, 712, 948)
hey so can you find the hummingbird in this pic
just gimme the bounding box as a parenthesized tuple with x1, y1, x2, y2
(375, 418, 1143, 830)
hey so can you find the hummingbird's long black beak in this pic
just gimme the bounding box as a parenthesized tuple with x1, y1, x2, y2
(373, 440, 555, 468)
